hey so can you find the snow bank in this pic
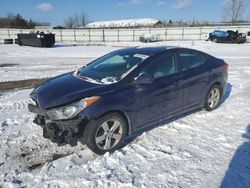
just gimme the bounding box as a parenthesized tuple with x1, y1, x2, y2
(0, 45, 118, 82)
(1, 41, 250, 82)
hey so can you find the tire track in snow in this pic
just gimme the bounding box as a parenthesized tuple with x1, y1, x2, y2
(0, 90, 34, 121)
(0, 100, 30, 113)
(0, 99, 32, 114)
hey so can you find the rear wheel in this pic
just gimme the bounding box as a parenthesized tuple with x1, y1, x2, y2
(236, 37, 245, 44)
(205, 84, 222, 111)
(83, 113, 127, 155)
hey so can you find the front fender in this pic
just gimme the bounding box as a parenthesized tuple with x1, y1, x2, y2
(78, 96, 135, 135)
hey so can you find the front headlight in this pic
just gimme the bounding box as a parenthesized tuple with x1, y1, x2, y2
(46, 96, 100, 120)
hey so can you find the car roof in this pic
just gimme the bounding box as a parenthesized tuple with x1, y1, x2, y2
(117, 46, 178, 56)
(115, 46, 213, 59)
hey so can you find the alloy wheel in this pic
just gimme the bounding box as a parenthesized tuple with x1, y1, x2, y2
(208, 87, 221, 109)
(95, 119, 123, 150)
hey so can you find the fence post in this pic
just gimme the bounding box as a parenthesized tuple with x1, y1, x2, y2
(7, 28, 10, 39)
(60, 30, 63, 42)
(117, 29, 120, 42)
(73, 29, 76, 42)
(165, 28, 168, 41)
(88, 29, 91, 42)
(182, 27, 184, 40)
(133, 30, 135, 41)
(102, 29, 105, 42)
(199, 27, 202, 40)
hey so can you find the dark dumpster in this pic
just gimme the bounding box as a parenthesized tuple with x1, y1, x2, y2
(17, 31, 55, 47)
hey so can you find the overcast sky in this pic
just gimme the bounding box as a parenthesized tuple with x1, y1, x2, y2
(1, 0, 250, 25)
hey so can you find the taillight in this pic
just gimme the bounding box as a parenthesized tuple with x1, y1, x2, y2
(222, 63, 228, 71)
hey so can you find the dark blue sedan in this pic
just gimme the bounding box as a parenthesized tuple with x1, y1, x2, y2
(28, 46, 228, 155)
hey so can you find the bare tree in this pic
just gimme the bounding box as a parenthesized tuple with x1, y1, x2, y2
(79, 11, 88, 26)
(224, 0, 246, 23)
(64, 11, 88, 28)
(64, 16, 74, 28)
(74, 14, 79, 28)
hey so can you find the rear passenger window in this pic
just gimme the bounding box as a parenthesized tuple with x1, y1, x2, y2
(179, 51, 207, 71)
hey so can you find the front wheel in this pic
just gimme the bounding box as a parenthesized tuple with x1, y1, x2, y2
(213, 38, 218, 43)
(83, 113, 128, 155)
(205, 85, 222, 111)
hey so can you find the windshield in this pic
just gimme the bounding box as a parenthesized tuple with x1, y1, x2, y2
(76, 50, 149, 84)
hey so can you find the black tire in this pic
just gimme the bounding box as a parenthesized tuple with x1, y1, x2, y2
(236, 37, 245, 44)
(213, 38, 218, 43)
(15, 38, 19, 45)
(205, 84, 222, 111)
(4, 39, 13, 44)
(83, 112, 128, 155)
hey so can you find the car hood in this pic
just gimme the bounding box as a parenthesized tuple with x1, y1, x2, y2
(30, 72, 107, 109)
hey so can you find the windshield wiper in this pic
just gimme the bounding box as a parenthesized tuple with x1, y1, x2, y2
(79, 75, 103, 84)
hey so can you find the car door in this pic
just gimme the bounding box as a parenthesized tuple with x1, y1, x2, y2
(131, 52, 183, 128)
(177, 49, 209, 110)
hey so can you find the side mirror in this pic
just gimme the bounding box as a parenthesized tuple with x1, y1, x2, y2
(134, 73, 154, 85)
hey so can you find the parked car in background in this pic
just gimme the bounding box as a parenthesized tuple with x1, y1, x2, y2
(246, 31, 250, 43)
(53, 26, 66, 29)
(139, 34, 159, 42)
(28, 46, 228, 155)
(207, 30, 246, 44)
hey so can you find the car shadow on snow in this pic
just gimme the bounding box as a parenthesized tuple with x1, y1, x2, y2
(53, 44, 75, 48)
(221, 82, 232, 105)
(125, 108, 202, 145)
(220, 124, 250, 188)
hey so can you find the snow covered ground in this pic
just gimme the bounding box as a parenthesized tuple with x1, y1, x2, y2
(0, 41, 250, 187)
(0, 44, 117, 82)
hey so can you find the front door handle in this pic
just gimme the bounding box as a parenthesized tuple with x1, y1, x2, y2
(175, 80, 183, 86)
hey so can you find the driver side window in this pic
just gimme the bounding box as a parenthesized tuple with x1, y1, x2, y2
(140, 53, 177, 79)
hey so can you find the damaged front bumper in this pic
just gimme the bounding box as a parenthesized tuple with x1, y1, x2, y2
(28, 104, 88, 146)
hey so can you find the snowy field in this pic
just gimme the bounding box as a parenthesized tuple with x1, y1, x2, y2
(0, 41, 250, 187)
